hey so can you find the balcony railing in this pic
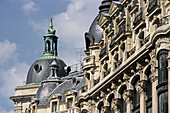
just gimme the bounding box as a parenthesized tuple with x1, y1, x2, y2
(109, 38, 116, 49)
(115, 58, 123, 69)
(94, 78, 100, 86)
(133, 11, 143, 27)
(157, 15, 170, 28)
(99, 46, 106, 59)
(147, 0, 158, 14)
(104, 68, 111, 77)
(140, 35, 150, 47)
(127, 47, 136, 58)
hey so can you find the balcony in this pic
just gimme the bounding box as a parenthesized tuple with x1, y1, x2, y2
(127, 47, 136, 58)
(147, 0, 158, 15)
(99, 46, 107, 59)
(157, 15, 170, 28)
(83, 56, 95, 70)
(104, 68, 111, 78)
(140, 35, 150, 47)
(115, 58, 123, 69)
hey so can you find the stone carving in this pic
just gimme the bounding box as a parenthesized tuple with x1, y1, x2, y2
(123, 90, 134, 103)
(149, 49, 158, 82)
(101, 106, 110, 113)
(136, 80, 147, 94)
(112, 98, 121, 112)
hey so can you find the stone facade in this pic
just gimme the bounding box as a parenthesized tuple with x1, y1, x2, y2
(10, 0, 170, 113)
(77, 0, 170, 113)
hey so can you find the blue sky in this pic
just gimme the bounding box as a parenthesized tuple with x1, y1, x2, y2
(0, 0, 102, 112)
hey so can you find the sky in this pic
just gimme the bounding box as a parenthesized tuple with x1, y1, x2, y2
(0, 0, 102, 112)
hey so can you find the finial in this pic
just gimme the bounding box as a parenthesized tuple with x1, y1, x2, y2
(49, 18, 53, 30)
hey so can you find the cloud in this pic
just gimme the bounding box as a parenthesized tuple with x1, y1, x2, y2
(0, 40, 17, 65)
(22, 1, 38, 12)
(0, 106, 14, 113)
(53, 0, 101, 47)
(0, 40, 29, 112)
(0, 62, 29, 98)
(28, 20, 48, 36)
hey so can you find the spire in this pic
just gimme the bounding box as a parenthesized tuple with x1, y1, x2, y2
(49, 18, 53, 31)
(45, 18, 56, 37)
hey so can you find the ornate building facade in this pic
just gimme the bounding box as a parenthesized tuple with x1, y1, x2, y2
(11, 0, 170, 113)
(77, 0, 170, 113)
(10, 19, 85, 113)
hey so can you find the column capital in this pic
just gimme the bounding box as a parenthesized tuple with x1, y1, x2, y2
(101, 106, 110, 113)
(136, 80, 147, 94)
(123, 90, 133, 104)
(112, 98, 121, 112)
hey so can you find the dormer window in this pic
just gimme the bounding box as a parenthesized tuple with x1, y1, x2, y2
(52, 101, 57, 112)
(67, 98, 73, 109)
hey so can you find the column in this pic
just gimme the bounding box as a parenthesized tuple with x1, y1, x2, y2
(124, 90, 133, 113)
(137, 80, 147, 113)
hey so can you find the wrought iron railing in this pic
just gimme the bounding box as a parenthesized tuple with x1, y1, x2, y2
(140, 35, 150, 47)
(133, 11, 143, 27)
(127, 47, 136, 58)
(147, 0, 158, 13)
(99, 46, 106, 59)
(157, 15, 170, 27)
(115, 58, 123, 69)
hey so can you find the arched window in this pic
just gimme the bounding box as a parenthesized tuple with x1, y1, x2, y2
(158, 50, 168, 84)
(97, 102, 103, 113)
(131, 76, 140, 113)
(146, 68, 152, 113)
(119, 85, 127, 113)
(82, 109, 88, 113)
(157, 50, 168, 113)
(85, 37, 91, 51)
(108, 94, 114, 113)
(46, 40, 51, 52)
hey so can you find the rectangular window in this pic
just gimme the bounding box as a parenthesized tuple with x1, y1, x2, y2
(67, 98, 73, 109)
(52, 101, 57, 112)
